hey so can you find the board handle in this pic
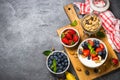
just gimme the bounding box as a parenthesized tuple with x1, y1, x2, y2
(64, 4, 79, 22)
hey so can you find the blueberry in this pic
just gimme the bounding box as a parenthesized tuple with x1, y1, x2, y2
(63, 55, 67, 59)
(64, 59, 68, 63)
(79, 49, 82, 54)
(93, 40, 97, 44)
(59, 66, 63, 69)
(56, 52, 60, 56)
(57, 59, 61, 63)
(57, 63, 62, 67)
(98, 51, 102, 56)
(82, 42, 88, 49)
(54, 56, 58, 61)
(85, 70, 90, 75)
(102, 50, 106, 59)
(53, 52, 57, 56)
(60, 53, 64, 57)
(60, 58, 64, 62)
(96, 43, 99, 48)
(65, 63, 68, 66)
(49, 55, 54, 60)
(63, 67, 66, 71)
(48, 60, 52, 65)
(96, 40, 99, 44)
(61, 62, 65, 66)
(94, 68, 98, 73)
(48, 64, 51, 68)
(57, 69, 62, 73)
(87, 55, 91, 60)
(58, 55, 62, 58)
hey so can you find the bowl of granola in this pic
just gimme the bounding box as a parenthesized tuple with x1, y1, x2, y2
(81, 14, 101, 35)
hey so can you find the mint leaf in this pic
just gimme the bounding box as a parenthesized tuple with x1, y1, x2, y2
(70, 20, 77, 26)
(61, 33, 65, 38)
(88, 44, 96, 54)
(51, 59, 57, 72)
(43, 50, 52, 56)
(96, 31, 105, 38)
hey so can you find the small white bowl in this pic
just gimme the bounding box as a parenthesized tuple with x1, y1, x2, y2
(60, 27, 80, 48)
(77, 38, 108, 68)
(46, 51, 70, 75)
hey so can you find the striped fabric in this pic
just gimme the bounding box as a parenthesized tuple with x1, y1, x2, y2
(74, 0, 120, 52)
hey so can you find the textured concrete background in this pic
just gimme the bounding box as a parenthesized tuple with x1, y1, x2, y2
(0, 0, 120, 80)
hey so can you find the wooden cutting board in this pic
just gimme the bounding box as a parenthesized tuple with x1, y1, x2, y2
(57, 4, 120, 80)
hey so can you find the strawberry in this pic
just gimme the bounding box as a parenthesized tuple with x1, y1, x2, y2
(68, 29, 76, 35)
(92, 56, 99, 60)
(111, 58, 119, 66)
(65, 33, 72, 40)
(96, 48, 102, 53)
(88, 40, 94, 46)
(99, 43, 104, 50)
(83, 49, 90, 57)
(62, 37, 69, 45)
(68, 40, 74, 45)
(91, 53, 97, 58)
(73, 35, 79, 42)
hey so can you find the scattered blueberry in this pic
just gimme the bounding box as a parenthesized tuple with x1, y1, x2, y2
(94, 68, 98, 73)
(85, 70, 90, 75)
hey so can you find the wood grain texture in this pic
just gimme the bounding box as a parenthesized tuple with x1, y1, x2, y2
(57, 4, 120, 80)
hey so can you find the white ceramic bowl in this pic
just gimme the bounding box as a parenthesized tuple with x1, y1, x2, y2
(46, 51, 70, 74)
(60, 27, 80, 48)
(77, 38, 108, 68)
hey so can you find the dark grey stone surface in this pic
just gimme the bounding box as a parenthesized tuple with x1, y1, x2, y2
(0, 0, 120, 80)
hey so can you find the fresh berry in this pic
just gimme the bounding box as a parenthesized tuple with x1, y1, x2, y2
(99, 43, 104, 50)
(96, 48, 102, 53)
(83, 49, 90, 57)
(92, 56, 99, 60)
(68, 40, 74, 45)
(111, 58, 119, 66)
(88, 40, 94, 46)
(87, 55, 91, 60)
(62, 37, 69, 44)
(65, 33, 72, 40)
(98, 51, 102, 56)
(79, 49, 83, 54)
(73, 35, 79, 42)
(68, 29, 76, 35)
(82, 42, 88, 49)
(91, 53, 97, 58)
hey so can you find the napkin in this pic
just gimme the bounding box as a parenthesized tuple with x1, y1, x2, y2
(74, 0, 120, 52)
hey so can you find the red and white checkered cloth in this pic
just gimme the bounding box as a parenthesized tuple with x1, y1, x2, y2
(74, 0, 120, 52)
